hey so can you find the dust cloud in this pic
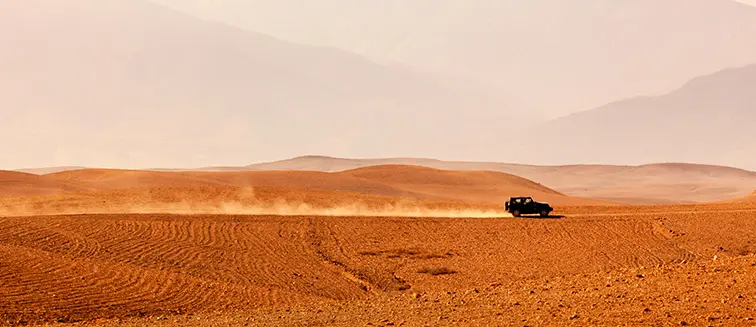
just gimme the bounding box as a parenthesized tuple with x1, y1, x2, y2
(0, 187, 513, 219)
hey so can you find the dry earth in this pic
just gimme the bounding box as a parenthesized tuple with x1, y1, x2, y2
(2, 167, 755, 326)
(2, 203, 756, 326)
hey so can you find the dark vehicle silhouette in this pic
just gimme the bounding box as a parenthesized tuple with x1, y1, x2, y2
(505, 196, 553, 217)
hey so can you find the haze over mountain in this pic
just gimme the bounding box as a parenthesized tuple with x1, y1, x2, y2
(155, 0, 756, 118)
(516, 63, 756, 171)
(0, 0, 530, 170)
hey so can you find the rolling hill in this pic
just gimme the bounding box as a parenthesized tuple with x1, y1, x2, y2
(15, 166, 88, 175)
(0, 0, 528, 170)
(238, 156, 756, 204)
(515, 63, 756, 172)
(42, 165, 598, 206)
(24, 155, 754, 204)
(155, 0, 756, 118)
(0, 170, 92, 196)
(1, 165, 611, 217)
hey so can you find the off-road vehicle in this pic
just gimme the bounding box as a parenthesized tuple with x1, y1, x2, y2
(505, 196, 553, 217)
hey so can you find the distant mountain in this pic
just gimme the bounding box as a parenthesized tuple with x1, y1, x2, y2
(515, 63, 756, 171)
(191, 155, 756, 204)
(155, 0, 756, 117)
(0, 0, 529, 170)
(15, 167, 88, 175)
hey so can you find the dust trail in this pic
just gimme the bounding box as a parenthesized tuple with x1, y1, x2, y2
(0, 201, 513, 218)
(0, 189, 513, 218)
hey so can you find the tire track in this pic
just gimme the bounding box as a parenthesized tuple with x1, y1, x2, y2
(0, 214, 373, 325)
(306, 218, 379, 295)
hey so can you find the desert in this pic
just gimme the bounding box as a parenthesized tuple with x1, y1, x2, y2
(4, 0, 756, 325)
(2, 163, 756, 326)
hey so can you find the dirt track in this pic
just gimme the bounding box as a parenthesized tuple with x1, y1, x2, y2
(3, 203, 756, 326)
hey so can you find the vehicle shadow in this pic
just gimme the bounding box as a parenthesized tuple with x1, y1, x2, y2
(516, 214, 565, 219)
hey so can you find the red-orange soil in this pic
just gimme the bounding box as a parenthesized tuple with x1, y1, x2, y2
(1, 202, 756, 326)
(2, 166, 755, 326)
(42, 165, 608, 206)
(0, 171, 91, 196)
(1, 165, 612, 218)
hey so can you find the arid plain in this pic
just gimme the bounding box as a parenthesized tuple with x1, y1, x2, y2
(2, 162, 756, 326)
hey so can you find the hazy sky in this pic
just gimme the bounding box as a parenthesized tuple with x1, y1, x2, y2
(3, 0, 756, 170)
(153, 0, 756, 118)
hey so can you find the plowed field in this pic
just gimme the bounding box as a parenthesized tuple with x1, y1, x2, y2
(3, 202, 756, 326)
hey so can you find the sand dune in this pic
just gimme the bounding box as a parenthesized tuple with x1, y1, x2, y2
(240, 156, 756, 204)
(0, 170, 92, 196)
(26, 157, 756, 204)
(38, 165, 605, 206)
(340, 165, 572, 205)
(0, 165, 611, 218)
(14, 166, 88, 175)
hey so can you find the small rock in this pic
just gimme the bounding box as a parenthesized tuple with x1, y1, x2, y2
(569, 314, 579, 320)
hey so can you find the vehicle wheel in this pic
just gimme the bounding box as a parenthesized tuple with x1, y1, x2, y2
(512, 210, 521, 217)
(540, 210, 549, 217)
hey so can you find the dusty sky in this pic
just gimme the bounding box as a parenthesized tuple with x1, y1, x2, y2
(3, 0, 756, 170)
(153, 0, 756, 118)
